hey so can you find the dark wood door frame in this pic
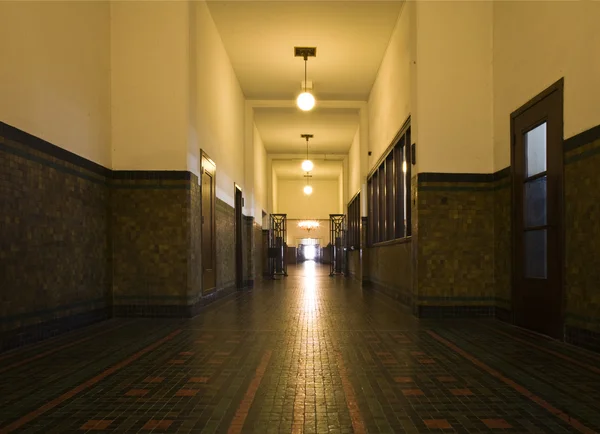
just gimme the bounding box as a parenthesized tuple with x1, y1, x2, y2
(510, 78, 564, 338)
(234, 184, 243, 289)
(200, 151, 217, 294)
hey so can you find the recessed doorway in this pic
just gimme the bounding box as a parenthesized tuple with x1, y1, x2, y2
(511, 79, 564, 339)
(304, 245, 316, 261)
(297, 238, 321, 263)
(201, 152, 217, 295)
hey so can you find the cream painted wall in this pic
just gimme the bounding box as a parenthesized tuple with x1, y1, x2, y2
(416, 0, 493, 174)
(272, 166, 279, 213)
(0, 1, 111, 167)
(348, 127, 361, 199)
(367, 1, 411, 173)
(278, 179, 340, 220)
(111, 1, 189, 171)
(190, 1, 246, 207)
(338, 174, 344, 215)
(493, 0, 600, 171)
(342, 156, 349, 210)
(253, 125, 268, 221)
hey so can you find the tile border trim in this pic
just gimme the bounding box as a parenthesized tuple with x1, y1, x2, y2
(417, 168, 511, 192)
(1, 121, 193, 188)
(114, 285, 239, 318)
(112, 171, 191, 181)
(0, 298, 108, 325)
(565, 313, 600, 327)
(565, 325, 600, 354)
(564, 124, 600, 152)
(0, 307, 110, 353)
(417, 296, 510, 303)
(416, 121, 600, 189)
(216, 198, 235, 213)
(0, 121, 110, 177)
(0, 140, 107, 185)
(417, 305, 495, 318)
(364, 279, 413, 308)
(564, 141, 600, 165)
(418, 172, 495, 183)
(495, 307, 513, 323)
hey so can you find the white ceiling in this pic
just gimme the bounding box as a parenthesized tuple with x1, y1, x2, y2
(273, 158, 343, 180)
(254, 107, 359, 154)
(206, 1, 404, 100)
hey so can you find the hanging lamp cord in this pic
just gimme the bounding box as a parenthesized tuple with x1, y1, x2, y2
(304, 55, 308, 92)
(306, 136, 309, 161)
(306, 137, 310, 187)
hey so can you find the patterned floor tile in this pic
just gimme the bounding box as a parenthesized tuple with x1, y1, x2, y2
(79, 419, 113, 430)
(482, 418, 513, 429)
(0, 263, 599, 433)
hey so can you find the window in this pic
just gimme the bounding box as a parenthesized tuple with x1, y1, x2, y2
(372, 170, 379, 244)
(347, 193, 360, 249)
(378, 165, 386, 242)
(367, 120, 411, 245)
(386, 154, 394, 240)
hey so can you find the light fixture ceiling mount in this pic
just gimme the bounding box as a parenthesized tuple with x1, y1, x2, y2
(294, 47, 317, 58)
(294, 47, 317, 111)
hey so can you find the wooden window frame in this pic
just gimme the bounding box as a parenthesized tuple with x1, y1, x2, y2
(378, 165, 386, 242)
(367, 117, 412, 246)
(347, 192, 361, 249)
(372, 170, 379, 244)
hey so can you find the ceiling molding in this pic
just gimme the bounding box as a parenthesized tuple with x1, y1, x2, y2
(269, 154, 347, 160)
(247, 100, 367, 110)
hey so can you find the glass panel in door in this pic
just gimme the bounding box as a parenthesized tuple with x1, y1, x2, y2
(523, 122, 548, 279)
(525, 123, 547, 177)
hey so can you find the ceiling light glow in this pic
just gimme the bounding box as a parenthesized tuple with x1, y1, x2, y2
(301, 159, 314, 172)
(297, 92, 315, 111)
(303, 185, 313, 195)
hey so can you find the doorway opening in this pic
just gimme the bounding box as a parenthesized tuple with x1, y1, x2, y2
(201, 151, 217, 295)
(511, 78, 564, 338)
(297, 238, 321, 263)
(304, 245, 316, 261)
(235, 185, 243, 289)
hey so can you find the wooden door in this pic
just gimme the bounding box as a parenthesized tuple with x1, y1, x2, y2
(234, 185, 243, 289)
(511, 80, 564, 338)
(201, 153, 216, 294)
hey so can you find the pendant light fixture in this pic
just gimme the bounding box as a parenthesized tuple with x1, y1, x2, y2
(298, 220, 319, 232)
(295, 47, 316, 111)
(301, 134, 314, 172)
(303, 170, 313, 196)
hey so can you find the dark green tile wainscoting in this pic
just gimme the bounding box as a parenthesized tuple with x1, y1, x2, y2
(0, 121, 252, 351)
(363, 124, 600, 353)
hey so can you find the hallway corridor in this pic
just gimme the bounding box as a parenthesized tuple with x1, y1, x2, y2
(1, 264, 599, 433)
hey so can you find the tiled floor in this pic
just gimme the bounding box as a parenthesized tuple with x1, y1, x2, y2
(1, 262, 599, 433)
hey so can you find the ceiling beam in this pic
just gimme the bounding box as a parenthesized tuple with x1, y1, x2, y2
(247, 100, 367, 110)
(269, 153, 346, 160)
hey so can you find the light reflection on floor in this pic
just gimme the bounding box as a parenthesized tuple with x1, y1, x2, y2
(302, 262, 318, 317)
(287, 261, 330, 277)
